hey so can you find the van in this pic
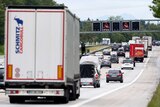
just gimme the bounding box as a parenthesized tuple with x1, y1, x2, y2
(80, 56, 101, 88)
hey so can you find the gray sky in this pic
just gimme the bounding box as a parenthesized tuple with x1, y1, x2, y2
(55, 0, 156, 20)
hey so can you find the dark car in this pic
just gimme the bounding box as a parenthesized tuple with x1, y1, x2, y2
(123, 45, 130, 52)
(101, 60, 111, 68)
(103, 49, 110, 55)
(111, 44, 119, 51)
(117, 48, 125, 57)
(0, 68, 4, 89)
(110, 54, 119, 63)
(106, 69, 123, 83)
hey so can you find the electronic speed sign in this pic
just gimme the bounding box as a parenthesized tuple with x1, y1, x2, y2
(112, 22, 120, 31)
(92, 22, 101, 31)
(102, 22, 110, 31)
(122, 21, 130, 30)
(132, 21, 140, 31)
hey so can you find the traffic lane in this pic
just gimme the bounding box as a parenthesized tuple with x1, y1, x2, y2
(0, 50, 150, 106)
(78, 47, 159, 107)
(0, 61, 145, 106)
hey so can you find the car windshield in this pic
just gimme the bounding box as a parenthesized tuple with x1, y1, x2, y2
(80, 64, 95, 78)
(123, 60, 132, 63)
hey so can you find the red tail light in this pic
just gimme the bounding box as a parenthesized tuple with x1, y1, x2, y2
(106, 74, 110, 77)
(95, 74, 99, 80)
(118, 74, 122, 76)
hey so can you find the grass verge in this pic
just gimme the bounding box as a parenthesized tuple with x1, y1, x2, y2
(148, 83, 160, 107)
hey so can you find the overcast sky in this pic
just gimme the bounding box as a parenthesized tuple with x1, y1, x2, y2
(55, 0, 156, 20)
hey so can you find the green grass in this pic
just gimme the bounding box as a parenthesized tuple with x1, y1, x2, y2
(148, 83, 160, 107)
(86, 45, 109, 53)
(0, 45, 4, 55)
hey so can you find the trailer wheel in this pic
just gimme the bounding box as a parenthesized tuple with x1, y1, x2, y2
(62, 88, 69, 103)
(9, 96, 17, 104)
(69, 83, 76, 101)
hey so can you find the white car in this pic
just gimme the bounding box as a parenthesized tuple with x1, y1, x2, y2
(95, 52, 103, 59)
(121, 59, 134, 70)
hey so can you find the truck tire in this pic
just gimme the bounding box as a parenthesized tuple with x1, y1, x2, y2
(69, 83, 76, 101)
(97, 83, 100, 88)
(9, 96, 16, 103)
(62, 88, 69, 103)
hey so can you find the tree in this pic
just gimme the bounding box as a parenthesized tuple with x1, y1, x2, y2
(149, 0, 160, 18)
(0, 0, 57, 45)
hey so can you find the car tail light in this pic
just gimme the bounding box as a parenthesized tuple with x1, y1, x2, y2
(106, 74, 110, 77)
(118, 74, 122, 76)
(95, 74, 99, 80)
(90, 82, 93, 85)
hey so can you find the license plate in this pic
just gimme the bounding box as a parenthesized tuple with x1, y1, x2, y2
(112, 74, 117, 77)
(27, 90, 43, 94)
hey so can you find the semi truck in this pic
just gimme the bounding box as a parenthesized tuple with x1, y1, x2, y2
(130, 44, 144, 62)
(102, 38, 111, 45)
(142, 36, 152, 51)
(5, 6, 80, 103)
(142, 40, 148, 58)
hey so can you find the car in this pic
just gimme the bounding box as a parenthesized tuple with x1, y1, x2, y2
(0, 68, 4, 89)
(110, 54, 119, 63)
(103, 49, 111, 55)
(121, 58, 135, 70)
(101, 59, 112, 68)
(80, 64, 100, 88)
(0, 58, 4, 89)
(111, 44, 119, 51)
(117, 48, 125, 57)
(80, 56, 101, 88)
(106, 69, 124, 83)
(95, 52, 103, 59)
(123, 44, 130, 52)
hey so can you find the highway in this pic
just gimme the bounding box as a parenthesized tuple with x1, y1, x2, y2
(0, 46, 160, 107)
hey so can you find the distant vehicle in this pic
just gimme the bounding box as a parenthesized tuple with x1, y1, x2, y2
(128, 40, 136, 45)
(102, 38, 111, 45)
(103, 49, 111, 55)
(142, 36, 152, 51)
(103, 55, 111, 61)
(0, 68, 4, 89)
(106, 69, 124, 83)
(101, 59, 112, 68)
(121, 58, 135, 70)
(132, 36, 140, 41)
(155, 41, 160, 46)
(142, 40, 148, 58)
(123, 44, 130, 52)
(130, 44, 144, 62)
(95, 52, 103, 59)
(117, 48, 125, 57)
(0, 58, 4, 89)
(111, 44, 119, 51)
(80, 56, 101, 88)
(110, 54, 119, 63)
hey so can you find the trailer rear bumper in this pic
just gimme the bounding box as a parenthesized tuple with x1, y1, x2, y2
(6, 88, 64, 96)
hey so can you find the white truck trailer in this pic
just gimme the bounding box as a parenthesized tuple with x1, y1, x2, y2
(5, 6, 80, 103)
(142, 36, 152, 51)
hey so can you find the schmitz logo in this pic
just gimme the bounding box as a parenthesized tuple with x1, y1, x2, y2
(14, 17, 23, 54)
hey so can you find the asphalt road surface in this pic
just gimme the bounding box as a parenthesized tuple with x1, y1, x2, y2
(0, 46, 160, 107)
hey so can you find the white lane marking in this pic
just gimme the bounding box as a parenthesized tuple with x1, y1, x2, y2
(71, 57, 150, 107)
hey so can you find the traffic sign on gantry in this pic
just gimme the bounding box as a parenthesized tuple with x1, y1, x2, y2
(102, 22, 110, 31)
(122, 21, 130, 31)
